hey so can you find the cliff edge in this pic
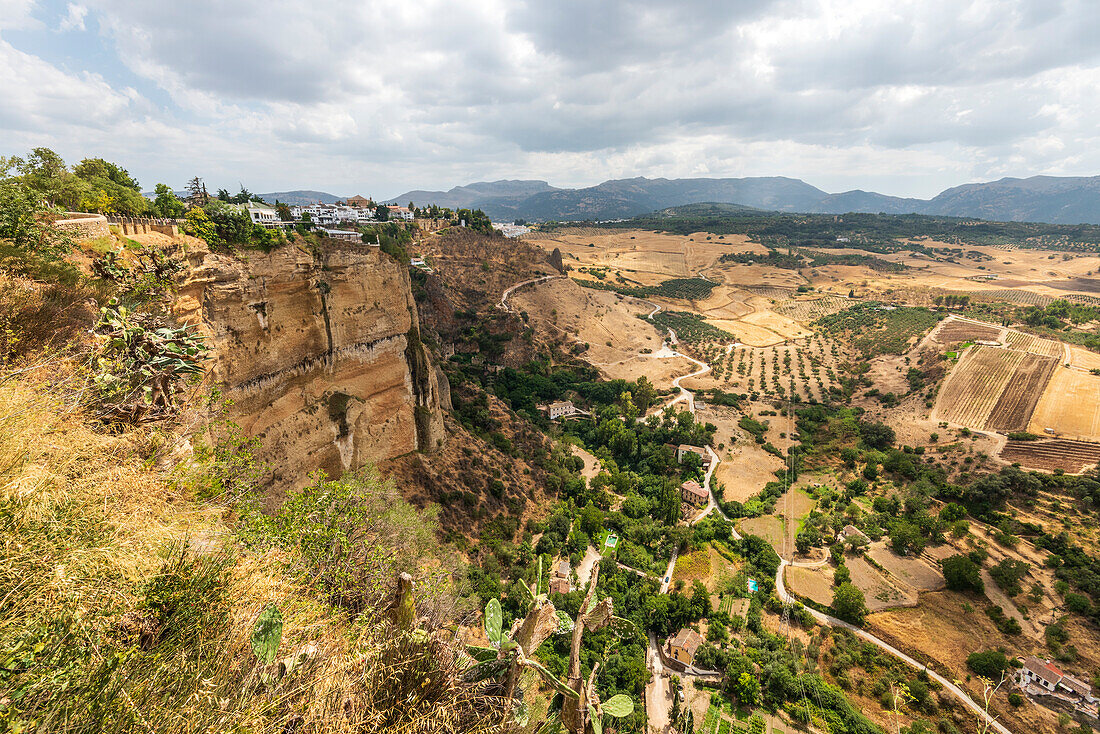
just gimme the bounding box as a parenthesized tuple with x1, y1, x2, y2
(175, 239, 445, 492)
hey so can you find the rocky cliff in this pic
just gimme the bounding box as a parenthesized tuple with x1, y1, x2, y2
(175, 239, 446, 492)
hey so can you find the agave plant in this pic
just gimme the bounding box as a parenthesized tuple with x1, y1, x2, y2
(463, 563, 635, 734)
(92, 298, 207, 421)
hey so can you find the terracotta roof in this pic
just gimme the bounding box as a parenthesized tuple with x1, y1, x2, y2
(681, 480, 708, 499)
(678, 444, 706, 454)
(670, 628, 704, 657)
(1024, 657, 1063, 686)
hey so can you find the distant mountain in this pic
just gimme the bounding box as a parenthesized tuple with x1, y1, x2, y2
(388, 180, 559, 209)
(922, 176, 1100, 224)
(257, 190, 342, 205)
(386, 175, 1100, 225)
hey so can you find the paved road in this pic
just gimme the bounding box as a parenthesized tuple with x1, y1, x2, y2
(775, 559, 1011, 734)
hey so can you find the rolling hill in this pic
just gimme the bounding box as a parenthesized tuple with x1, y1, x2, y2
(387, 175, 1100, 225)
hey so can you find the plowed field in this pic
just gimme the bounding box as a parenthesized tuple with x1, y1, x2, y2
(984, 354, 1059, 431)
(935, 320, 1003, 344)
(1000, 439, 1100, 473)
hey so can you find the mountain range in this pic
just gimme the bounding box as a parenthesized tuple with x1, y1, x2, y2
(267, 175, 1100, 225)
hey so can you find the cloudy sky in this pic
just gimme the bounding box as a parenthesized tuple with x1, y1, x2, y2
(2, 0, 1098, 199)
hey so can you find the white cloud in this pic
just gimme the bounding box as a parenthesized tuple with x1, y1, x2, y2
(0, 0, 1099, 198)
(58, 3, 87, 32)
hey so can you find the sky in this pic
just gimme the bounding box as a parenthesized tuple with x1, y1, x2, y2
(1, 0, 1099, 200)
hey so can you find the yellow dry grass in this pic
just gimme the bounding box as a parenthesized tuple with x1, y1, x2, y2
(1029, 366, 1100, 440)
(0, 372, 506, 734)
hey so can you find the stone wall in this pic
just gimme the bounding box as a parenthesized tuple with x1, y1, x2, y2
(106, 216, 182, 237)
(54, 212, 110, 241)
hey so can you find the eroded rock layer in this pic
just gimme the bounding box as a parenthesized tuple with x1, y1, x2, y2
(176, 241, 445, 491)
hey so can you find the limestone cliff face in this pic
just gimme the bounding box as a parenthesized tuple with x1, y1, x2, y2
(175, 241, 445, 491)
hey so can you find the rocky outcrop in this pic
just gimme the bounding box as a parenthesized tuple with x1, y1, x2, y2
(175, 240, 445, 492)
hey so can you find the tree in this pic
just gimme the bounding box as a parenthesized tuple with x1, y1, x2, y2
(832, 582, 867, 625)
(966, 650, 1008, 679)
(0, 175, 71, 257)
(18, 147, 86, 209)
(859, 420, 896, 450)
(152, 184, 185, 218)
(942, 554, 983, 593)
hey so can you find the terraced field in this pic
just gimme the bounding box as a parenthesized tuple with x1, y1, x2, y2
(1000, 439, 1100, 473)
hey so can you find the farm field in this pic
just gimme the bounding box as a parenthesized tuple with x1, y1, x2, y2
(983, 353, 1059, 431)
(1067, 345, 1100, 371)
(933, 319, 1004, 345)
(1001, 438, 1100, 473)
(1028, 367, 1100, 441)
(848, 555, 914, 611)
(773, 295, 850, 321)
(866, 543, 944, 591)
(932, 345, 1042, 431)
(785, 565, 833, 606)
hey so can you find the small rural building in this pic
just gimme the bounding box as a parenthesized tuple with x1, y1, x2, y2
(543, 400, 576, 420)
(550, 560, 572, 595)
(1020, 657, 1097, 703)
(677, 444, 711, 468)
(668, 628, 704, 666)
(681, 480, 708, 507)
(836, 525, 871, 545)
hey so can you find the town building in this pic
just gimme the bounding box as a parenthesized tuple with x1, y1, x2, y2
(668, 628, 704, 666)
(321, 229, 362, 243)
(550, 560, 572, 595)
(245, 203, 279, 227)
(345, 195, 372, 208)
(386, 204, 414, 220)
(1020, 657, 1097, 704)
(677, 444, 712, 468)
(680, 480, 709, 507)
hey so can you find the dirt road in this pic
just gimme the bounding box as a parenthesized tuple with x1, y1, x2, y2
(776, 560, 1011, 734)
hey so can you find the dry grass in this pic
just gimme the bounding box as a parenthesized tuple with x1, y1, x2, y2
(0, 374, 510, 734)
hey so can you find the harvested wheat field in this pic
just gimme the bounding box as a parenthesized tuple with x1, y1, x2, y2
(527, 229, 739, 281)
(739, 516, 784, 555)
(1028, 367, 1100, 441)
(1067, 345, 1100, 371)
(785, 565, 833, 607)
(848, 556, 914, 611)
(712, 441, 785, 503)
(866, 543, 944, 591)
